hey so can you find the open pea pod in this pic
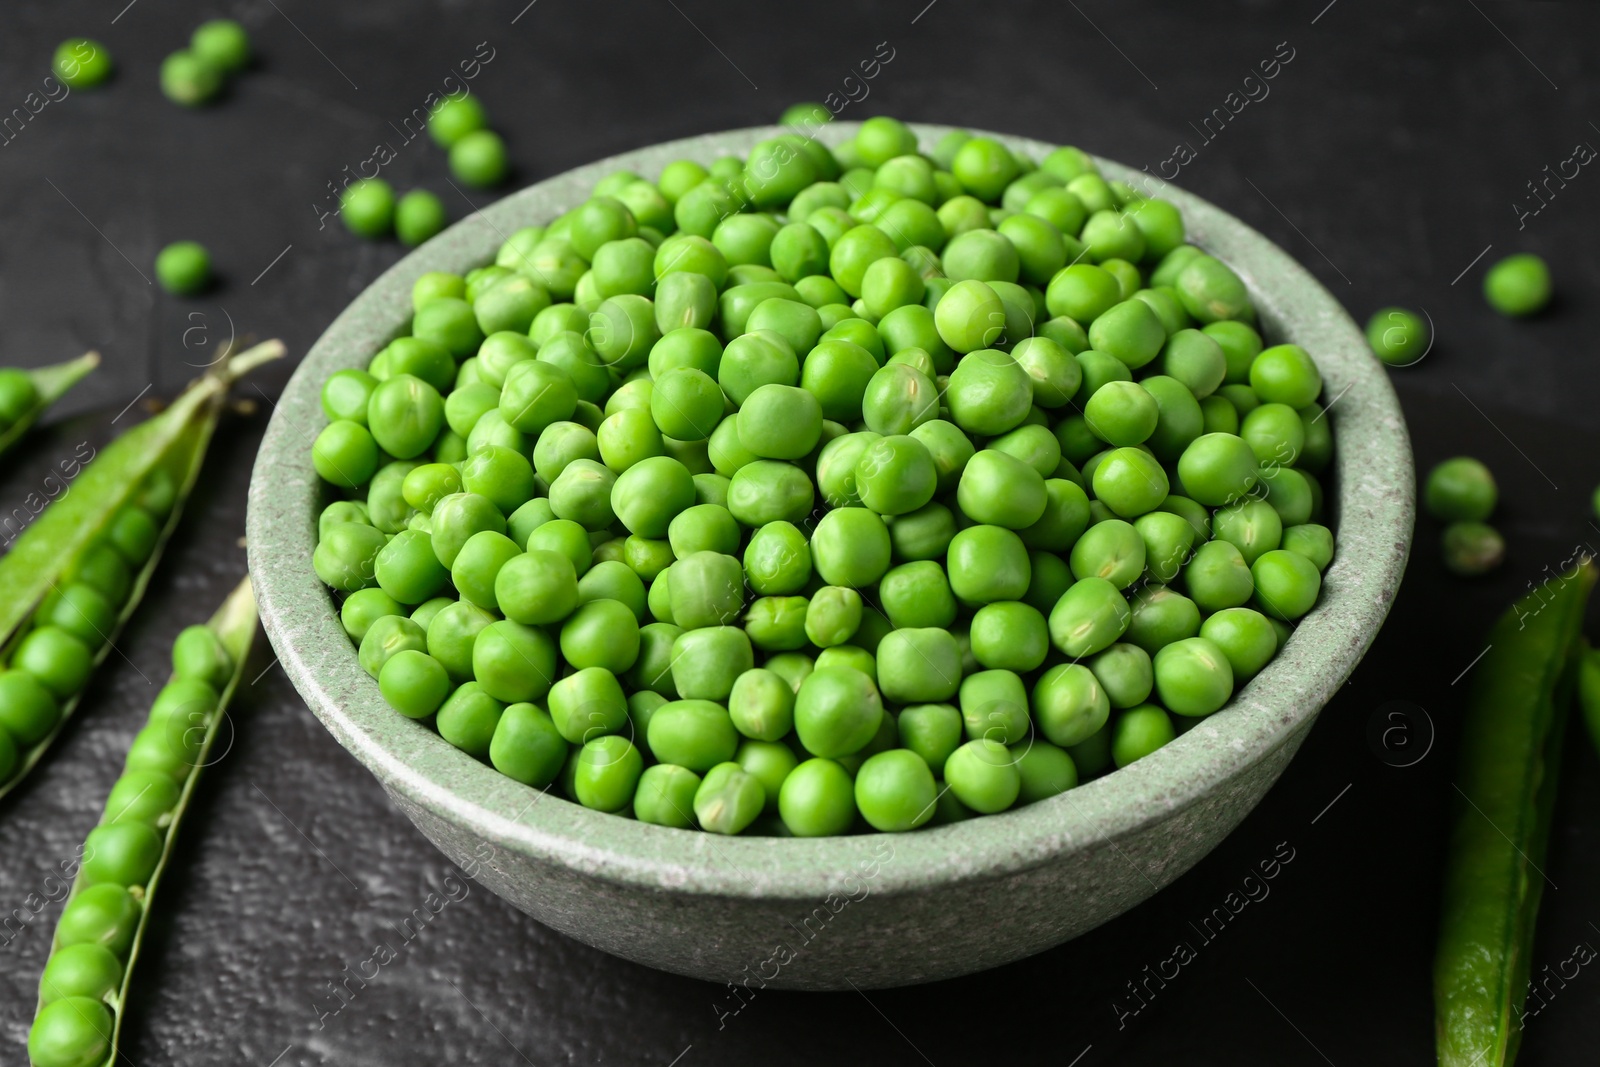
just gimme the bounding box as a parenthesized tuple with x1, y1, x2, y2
(1434, 558, 1596, 1066)
(0, 352, 99, 458)
(26, 576, 257, 1067)
(0, 340, 282, 800)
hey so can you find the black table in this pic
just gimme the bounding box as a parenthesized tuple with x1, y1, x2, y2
(3, 2, 1599, 1063)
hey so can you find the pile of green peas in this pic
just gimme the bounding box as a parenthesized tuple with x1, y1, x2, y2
(0, 467, 178, 786)
(309, 114, 1337, 836)
(26, 625, 235, 1067)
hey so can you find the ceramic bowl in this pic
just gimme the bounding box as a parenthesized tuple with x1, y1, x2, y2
(247, 122, 1412, 990)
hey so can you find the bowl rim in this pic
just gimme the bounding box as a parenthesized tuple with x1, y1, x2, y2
(247, 121, 1412, 900)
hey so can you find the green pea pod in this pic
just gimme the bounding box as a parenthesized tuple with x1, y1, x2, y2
(0, 340, 282, 799)
(1435, 559, 1596, 1066)
(27, 577, 258, 1067)
(0, 352, 99, 458)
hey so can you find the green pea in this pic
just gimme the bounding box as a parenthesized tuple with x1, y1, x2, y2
(558, 599, 640, 673)
(1153, 637, 1234, 716)
(874, 626, 963, 704)
(1482, 253, 1551, 317)
(854, 749, 936, 832)
(968, 601, 1049, 672)
(0, 669, 60, 748)
(727, 461, 815, 529)
(1442, 521, 1505, 577)
(434, 682, 505, 756)
(628, 763, 699, 829)
(55, 882, 140, 955)
(692, 761, 765, 834)
(1125, 585, 1202, 655)
(1030, 663, 1107, 746)
(1175, 255, 1252, 324)
(420, 601, 490, 682)
(39, 582, 115, 650)
(799, 341, 878, 423)
(1249, 548, 1322, 621)
(947, 524, 1031, 604)
(794, 666, 884, 758)
(777, 757, 856, 836)
(1213, 497, 1283, 566)
(809, 507, 891, 589)
(668, 626, 753, 701)
(737, 521, 807, 596)
(1281, 523, 1335, 571)
(728, 668, 796, 741)
(378, 650, 451, 719)
(717, 330, 799, 406)
(546, 459, 616, 531)
(1175, 432, 1258, 507)
(1007, 740, 1077, 803)
(958, 668, 1031, 746)
(38, 942, 124, 1006)
(1424, 457, 1497, 522)
(944, 348, 1032, 437)
(1112, 704, 1176, 767)
(956, 449, 1047, 529)
(1199, 607, 1278, 683)
(885, 501, 957, 562)
(944, 739, 1021, 814)
(933, 279, 1007, 355)
(28, 995, 113, 1067)
(357, 614, 425, 681)
(14, 627, 92, 699)
(736, 738, 798, 814)
(1248, 343, 1322, 408)
(81, 820, 162, 887)
(647, 699, 739, 771)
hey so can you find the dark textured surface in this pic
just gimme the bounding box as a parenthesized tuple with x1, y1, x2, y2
(1, 0, 1598, 1063)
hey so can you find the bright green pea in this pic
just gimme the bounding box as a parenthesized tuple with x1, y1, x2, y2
(968, 601, 1049, 672)
(1250, 548, 1322, 620)
(1213, 497, 1283, 566)
(1153, 637, 1234, 716)
(38, 943, 124, 1006)
(693, 761, 765, 834)
(1175, 255, 1252, 324)
(728, 668, 796, 741)
(717, 330, 799, 405)
(777, 758, 856, 836)
(946, 524, 1031, 604)
(671, 626, 754, 701)
(1176, 432, 1259, 507)
(1483, 253, 1551, 317)
(28, 996, 113, 1067)
(0, 669, 61, 747)
(809, 508, 892, 589)
(743, 521, 811, 594)
(945, 348, 1032, 436)
(804, 586, 863, 647)
(558, 599, 639, 673)
(1281, 523, 1335, 571)
(934, 279, 1007, 354)
(1124, 585, 1202, 655)
(487, 702, 568, 787)
(14, 627, 92, 699)
(1092, 447, 1169, 519)
(1112, 704, 1176, 767)
(853, 749, 936, 832)
(647, 699, 740, 771)
(80, 821, 163, 887)
(956, 449, 1046, 529)
(548, 459, 618, 531)
(1199, 607, 1278, 682)
(944, 739, 1021, 814)
(546, 666, 628, 744)
(424, 601, 495, 681)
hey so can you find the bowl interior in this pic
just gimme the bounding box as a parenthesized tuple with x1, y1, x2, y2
(247, 122, 1412, 900)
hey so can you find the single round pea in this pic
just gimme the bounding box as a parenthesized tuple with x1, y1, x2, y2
(1442, 521, 1506, 577)
(1088, 642, 1154, 709)
(795, 666, 884, 758)
(1199, 607, 1278, 683)
(0, 669, 60, 747)
(1250, 548, 1322, 621)
(486, 702, 567, 788)
(14, 627, 92, 699)
(736, 738, 798, 813)
(1092, 447, 1169, 519)
(934, 279, 1008, 354)
(694, 761, 766, 834)
(875, 626, 964, 704)
(887, 501, 958, 562)
(28, 996, 113, 1067)
(55, 883, 140, 955)
(436, 682, 506, 757)
(728, 668, 796, 742)
(957, 449, 1047, 529)
(425, 601, 494, 681)
(570, 734, 641, 813)
(633, 763, 702, 829)
(1213, 497, 1284, 566)
(1069, 518, 1146, 588)
(558, 599, 639, 673)
(862, 363, 940, 436)
(958, 668, 1030, 745)
(1483, 253, 1551, 317)
(311, 420, 378, 489)
(829, 224, 899, 297)
(378, 650, 451, 719)
(1112, 704, 1177, 767)
(1176, 432, 1259, 507)
(944, 739, 1022, 814)
(647, 699, 740, 771)
(53, 38, 114, 89)
(450, 129, 510, 187)
(1134, 510, 1196, 584)
(945, 348, 1032, 436)
(1048, 576, 1130, 659)
(854, 749, 936, 832)
(1184, 537, 1254, 614)
(38, 942, 124, 1006)
(1280, 523, 1335, 572)
(1153, 637, 1234, 716)
(1424, 457, 1497, 522)
(1364, 307, 1429, 366)
(946, 524, 1031, 604)
(671, 626, 754, 701)
(40, 581, 115, 649)
(154, 239, 212, 295)
(855, 434, 938, 516)
(629, 621, 682, 696)
(805, 586, 863, 647)
(427, 95, 488, 147)
(81, 821, 162, 887)
(810, 508, 892, 589)
(360, 614, 427, 680)
(778, 757, 857, 836)
(1175, 255, 1252, 324)
(1249, 344, 1322, 408)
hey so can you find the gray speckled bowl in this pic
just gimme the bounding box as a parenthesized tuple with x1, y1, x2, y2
(247, 123, 1412, 990)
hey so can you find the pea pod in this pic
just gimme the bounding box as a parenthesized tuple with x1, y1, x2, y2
(1434, 559, 1596, 1066)
(0, 352, 99, 457)
(27, 577, 257, 1067)
(0, 340, 282, 798)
